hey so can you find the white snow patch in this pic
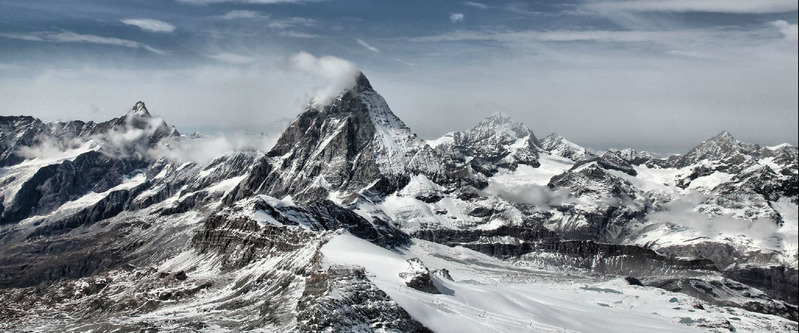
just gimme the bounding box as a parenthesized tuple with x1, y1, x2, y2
(425, 133, 455, 148)
(687, 172, 734, 191)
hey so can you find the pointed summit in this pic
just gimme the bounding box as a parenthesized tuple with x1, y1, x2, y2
(354, 72, 373, 93)
(484, 111, 513, 123)
(131, 101, 151, 117)
(682, 130, 758, 166)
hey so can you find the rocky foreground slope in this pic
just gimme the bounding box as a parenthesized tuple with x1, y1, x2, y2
(0, 73, 796, 332)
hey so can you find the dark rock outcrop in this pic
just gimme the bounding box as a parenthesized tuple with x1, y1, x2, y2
(398, 258, 441, 294)
(723, 266, 798, 305)
(648, 277, 798, 321)
(298, 265, 432, 333)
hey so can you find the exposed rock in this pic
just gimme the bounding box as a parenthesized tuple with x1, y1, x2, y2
(647, 277, 798, 321)
(398, 258, 441, 294)
(625, 276, 643, 286)
(298, 265, 432, 332)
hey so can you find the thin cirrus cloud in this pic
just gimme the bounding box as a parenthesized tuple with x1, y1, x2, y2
(268, 17, 316, 29)
(409, 29, 687, 43)
(464, 2, 489, 10)
(120, 18, 176, 33)
(0, 31, 165, 54)
(356, 39, 380, 53)
(586, 0, 798, 14)
(177, 0, 309, 4)
(206, 53, 257, 64)
(219, 10, 266, 20)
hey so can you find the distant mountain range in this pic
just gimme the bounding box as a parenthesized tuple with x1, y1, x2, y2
(0, 73, 796, 332)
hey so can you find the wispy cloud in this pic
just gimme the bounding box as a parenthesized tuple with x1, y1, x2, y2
(0, 31, 165, 54)
(408, 27, 771, 46)
(284, 51, 360, 107)
(278, 31, 319, 39)
(464, 2, 489, 10)
(586, 0, 797, 14)
(450, 13, 464, 23)
(121, 18, 176, 33)
(219, 10, 267, 20)
(206, 52, 256, 64)
(178, 0, 310, 4)
(0, 32, 44, 42)
(268, 17, 316, 29)
(356, 39, 380, 53)
(772, 20, 798, 44)
(410, 29, 672, 43)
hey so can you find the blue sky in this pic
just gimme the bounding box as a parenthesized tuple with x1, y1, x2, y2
(1, 0, 796, 152)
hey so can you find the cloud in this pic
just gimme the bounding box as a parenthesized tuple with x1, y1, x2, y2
(646, 194, 781, 242)
(284, 52, 360, 107)
(409, 28, 678, 43)
(408, 27, 777, 46)
(0, 31, 166, 54)
(121, 18, 176, 33)
(464, 2, 489, 10)
(356, 39, 380, 53)
(450, 13, 464, 23)
(277, 31, 319, 39)
(178, 0, 309, 4)
(482, 182, 573, 207)
(586, 0, 797, 14)
(772, 20, 798, 44)
(206, 53, 257, 64)
(0, 32, 44, 41)
(150, 132, 278, 164)
(268, 17, 316, 29)
(219, 10, 266, 20)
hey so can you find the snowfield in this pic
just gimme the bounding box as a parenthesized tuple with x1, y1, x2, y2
(322, 232, 795, 333)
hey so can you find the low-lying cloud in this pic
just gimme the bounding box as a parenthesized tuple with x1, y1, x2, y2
(150, 132, 277, 164)
(646, 193, 780, 241)
(482, 182, 573, 207)
(284, 52, 361, 108)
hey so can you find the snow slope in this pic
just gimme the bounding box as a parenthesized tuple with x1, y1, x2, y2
(322, 232, 794, 333)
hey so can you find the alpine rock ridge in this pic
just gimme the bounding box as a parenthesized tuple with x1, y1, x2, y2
(0, 73, 797, 332)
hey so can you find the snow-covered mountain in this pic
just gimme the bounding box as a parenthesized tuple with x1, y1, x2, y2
(227, 73, 442, 204)
(0, 74, 796, 332)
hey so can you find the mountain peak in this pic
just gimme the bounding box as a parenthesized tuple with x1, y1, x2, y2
(131, 101, 151, 117)
(485, 111, 512, 123)
(470, 112, 533, 141)
(682, 130, 760, 166)
(241, 72, 439, 203)
(710, 130, 735, 143)
(541, 133, 595, 161)
(355, 72, 373, 93)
